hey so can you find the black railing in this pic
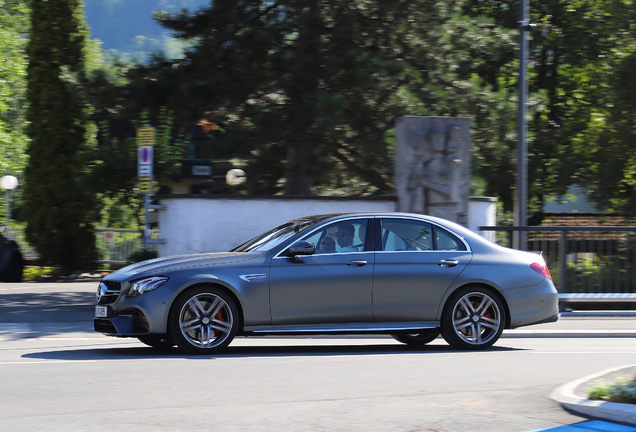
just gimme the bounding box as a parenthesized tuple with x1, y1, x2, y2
(479, 226, 636, 295)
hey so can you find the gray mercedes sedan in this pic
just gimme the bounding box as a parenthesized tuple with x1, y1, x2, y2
(94, 213, 559, 354)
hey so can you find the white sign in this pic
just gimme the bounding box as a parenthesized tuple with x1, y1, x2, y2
(138, 146, 153, 177)
(192, 165, 212, 176)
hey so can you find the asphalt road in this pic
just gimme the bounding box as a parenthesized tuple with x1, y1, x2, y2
(1, 282, 636, 432)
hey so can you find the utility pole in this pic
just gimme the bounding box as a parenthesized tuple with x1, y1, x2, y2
(515, 0, 532, 250)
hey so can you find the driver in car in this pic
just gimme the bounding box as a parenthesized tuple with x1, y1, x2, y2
(335, 224, 359, 252)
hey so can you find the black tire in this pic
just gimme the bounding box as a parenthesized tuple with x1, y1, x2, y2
(137, 336, 175, 349)
(169, 286, 239, 355)
(441, 286, 506, 350)
(391, 331, 439, 346)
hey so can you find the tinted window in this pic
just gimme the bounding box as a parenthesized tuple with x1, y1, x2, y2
(380, 219, 466, 251)
(233, 219, 318, 252)
(436, 228, 465, 251)
(381, 219, 433, 251)
(302, 219, 368, 254)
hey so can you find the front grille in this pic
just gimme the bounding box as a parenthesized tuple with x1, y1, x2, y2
(97, 280, 122, 304)
(103, 280, 121, 291)
(94, 319, 117, 334)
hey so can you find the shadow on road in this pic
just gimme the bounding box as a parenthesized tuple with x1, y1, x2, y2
(0, 291, 94, 323)
(21, 342, 523, 361)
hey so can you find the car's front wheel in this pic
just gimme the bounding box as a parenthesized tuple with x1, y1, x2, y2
(169, 286, 239, 355)
(391, 331, 439, 346)
(441, 286, 505, 350)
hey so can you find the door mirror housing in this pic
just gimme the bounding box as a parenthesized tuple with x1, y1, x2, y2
(284, 240, 316, 257)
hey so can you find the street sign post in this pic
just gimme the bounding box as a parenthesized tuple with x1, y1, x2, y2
(137, 126, 156, 250)
(138, 146, 153, 177)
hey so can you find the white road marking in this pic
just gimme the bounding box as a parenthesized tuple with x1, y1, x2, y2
(0, 360, 98, 365)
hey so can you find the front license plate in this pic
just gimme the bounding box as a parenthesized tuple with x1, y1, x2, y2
(95, 306, 109, 318)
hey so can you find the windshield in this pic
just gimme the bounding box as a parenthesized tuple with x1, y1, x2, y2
(232, 219, 320, 252)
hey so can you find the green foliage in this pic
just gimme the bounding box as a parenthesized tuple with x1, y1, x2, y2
(23, 0, 97, 273)
(0, 0, 29, 185)
(85, 109, 186, 228)
(140, 0, 520, 197)
(588, 375, 636, 404)
(22, 266, 57, 281)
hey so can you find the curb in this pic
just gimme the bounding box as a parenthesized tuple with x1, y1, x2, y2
(550, 365, 636, 427)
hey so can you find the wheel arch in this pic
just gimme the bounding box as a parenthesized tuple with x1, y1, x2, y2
(168, 282, 245, 335)
(439, 282, 511, 329)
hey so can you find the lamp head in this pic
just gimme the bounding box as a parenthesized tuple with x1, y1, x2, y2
(0, 175, 18, 190)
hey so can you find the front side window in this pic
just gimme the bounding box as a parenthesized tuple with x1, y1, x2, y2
(301, 219, 369, 254)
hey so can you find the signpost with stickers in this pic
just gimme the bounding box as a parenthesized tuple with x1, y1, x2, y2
(137, 126, 165, 250)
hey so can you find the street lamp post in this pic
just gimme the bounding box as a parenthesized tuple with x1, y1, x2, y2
(1, 175, 19, 228)
(515, 0, 532, 251)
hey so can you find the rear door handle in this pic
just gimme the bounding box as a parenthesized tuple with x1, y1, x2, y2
(438, 259, 459, 267)
(346, 260, 367, 267)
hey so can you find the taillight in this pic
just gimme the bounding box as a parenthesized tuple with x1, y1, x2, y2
(530, 262, 552, 280)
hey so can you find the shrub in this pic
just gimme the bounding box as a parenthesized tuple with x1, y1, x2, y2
(588, 375, 636, 404)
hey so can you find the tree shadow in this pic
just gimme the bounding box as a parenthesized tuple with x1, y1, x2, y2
(0, 291, 95, 323)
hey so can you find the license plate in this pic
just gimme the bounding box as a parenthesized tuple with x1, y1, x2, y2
(95, 306, 109, 318)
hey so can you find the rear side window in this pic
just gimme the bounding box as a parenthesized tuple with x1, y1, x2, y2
(380, 219, 433, 251)
(380, 218, 466, 252)
(435, 228, 465, 251)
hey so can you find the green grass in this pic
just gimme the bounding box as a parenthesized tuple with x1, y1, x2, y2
(588, 375, 636, 404)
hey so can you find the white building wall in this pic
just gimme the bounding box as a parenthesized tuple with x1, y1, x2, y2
(157, 195, 497, 256)
(157, 196, 396, 256)
(467, 197, 497, 242)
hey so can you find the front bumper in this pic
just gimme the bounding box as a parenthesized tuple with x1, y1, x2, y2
(94, 282, 177, 337)
(94, 308, 150, 336)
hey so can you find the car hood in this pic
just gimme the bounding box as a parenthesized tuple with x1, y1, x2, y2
(113, 252, 262, 277)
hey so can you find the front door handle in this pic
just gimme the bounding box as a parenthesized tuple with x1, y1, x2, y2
(346, 260, 367, 267)
(438, 259, 459, 267)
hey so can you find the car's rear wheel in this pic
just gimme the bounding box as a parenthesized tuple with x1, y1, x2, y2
(169, 286, 238, 355)
(441, 286, 505, 350)
(137, 336, 175, 349)
(391, 331, 439, 346)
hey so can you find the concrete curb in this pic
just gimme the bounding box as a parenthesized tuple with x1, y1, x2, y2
(550, 365, 636, 427)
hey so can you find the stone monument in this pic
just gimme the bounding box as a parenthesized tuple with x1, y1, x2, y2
(395, 116, 471, 224)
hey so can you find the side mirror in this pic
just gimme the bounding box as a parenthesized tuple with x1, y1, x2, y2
(284, 240, 316, 257)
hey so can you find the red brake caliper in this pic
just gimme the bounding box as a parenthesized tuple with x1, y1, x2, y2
(214, 310, 224, 336)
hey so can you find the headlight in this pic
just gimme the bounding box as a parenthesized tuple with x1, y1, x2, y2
(127, 276, 169, 297)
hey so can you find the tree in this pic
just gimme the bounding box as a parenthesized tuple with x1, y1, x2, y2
(85, 109, 187, 229)
(141, 0, 517, 197)
(23, 0, 97, 272)
(0, 0, 29, 185)
(461, 0, 636, 215)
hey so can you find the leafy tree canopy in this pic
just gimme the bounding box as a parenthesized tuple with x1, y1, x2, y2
(23, 0, 97, 272)
(0, 0, 29, 181)
(119, 0, 515, 197)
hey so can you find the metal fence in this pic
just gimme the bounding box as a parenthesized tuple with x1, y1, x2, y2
(4, 227, 160, 265)
(480, 226, 636, 295)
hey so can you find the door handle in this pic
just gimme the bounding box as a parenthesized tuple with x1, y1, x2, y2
(346, 260, 368, 267)
(438, 259, 459, 267)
